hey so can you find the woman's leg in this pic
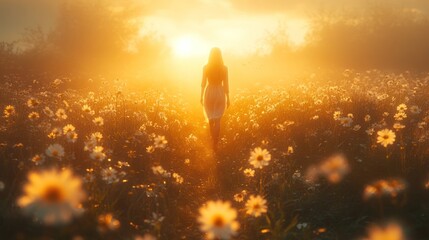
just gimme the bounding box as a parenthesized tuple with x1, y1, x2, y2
(209, 119, 215, 140)
(213, 118, 221, 146)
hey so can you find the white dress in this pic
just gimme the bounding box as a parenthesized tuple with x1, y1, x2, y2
(201, 65, 229, 120)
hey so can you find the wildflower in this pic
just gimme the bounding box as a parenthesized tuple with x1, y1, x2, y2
(27, 98, 40, 108)
(4, 105, 16, 117)
(339, 117, 353, 127)
(233, 190, 247, 202)
(409, 105, 421, 114)
(45, 144, 65, 159)
(394, 112, 407, 121)
(249, 147, 271, 169)
(364, 115, 371, 122)
(43, 107, 55, 118)
(154, 135, 167, 148)
(377, 129, 396, 147)
(53, 78, 63, 85)
(245, 195, 268, 217)
(152, 165, 171, 178)
(17, 168, 85, 225)
(296, 223, 308, 230)
(363, 178, 407, 200)
(292, 170, 301, 180)
(172, 173, 184, 184)
(91, 132, 103, 142)
(101, 167, 119, 184)
(90, 146, 106, 161)
(243, 168, 255, 177)
(286, 146, 294, 155)
(81, 104, 92, 114)
(93, 117, 104, 126)
(333, 111, 341, 120)
(396, 104, 407, 112)
(318, 154, 350, 184)
(56, 108, 68, 120)
(146, 145, 155, 153)
(48, 128, 62, 139)
(28, 112, 40, 121)
(362, 222, 406, 240)
(366, 128, 375, 136)
(134, 234, 157, 240)
(144, 212, 165, 227)
(84, 138, 97, 151)
(66, 131, 78, 143)
(98, 213, 120, 232)
(393, 123, 405, 130)
(63, 124, 75, 134)
(31, 154, 45, 165)
(198, 200, 239, 240)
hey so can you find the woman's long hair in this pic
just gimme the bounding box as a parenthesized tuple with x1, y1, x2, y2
(206, 47, 225, 81)
(207, 47, 224, 72)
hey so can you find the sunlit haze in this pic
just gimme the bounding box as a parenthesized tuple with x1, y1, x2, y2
(2, 1, 429, 239)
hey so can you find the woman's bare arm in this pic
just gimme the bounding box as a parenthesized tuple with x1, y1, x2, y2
(200, 66, 207, 105)
(224, 67, 230, 108)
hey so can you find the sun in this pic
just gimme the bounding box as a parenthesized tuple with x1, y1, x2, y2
(171, 35, 207, 58)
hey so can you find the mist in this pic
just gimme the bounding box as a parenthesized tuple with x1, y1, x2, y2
(1, 1, 429, 89)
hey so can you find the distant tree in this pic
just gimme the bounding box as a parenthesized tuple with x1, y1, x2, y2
(0, 41, 19, 73)
(48, 0, 140, 74)
(269, 5, 429, 71)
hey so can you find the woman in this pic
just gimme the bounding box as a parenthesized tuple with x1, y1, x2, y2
(200, 47, 230, 151)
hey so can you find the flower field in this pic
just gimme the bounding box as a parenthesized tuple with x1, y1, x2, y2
(1, 70, 429, 239)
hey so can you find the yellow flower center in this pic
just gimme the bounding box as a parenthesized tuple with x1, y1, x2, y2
(257, 155, 264, 161)
(253, 203, 260, 211)
(212, 215, 225, 227)
(42, 185, 64, 203)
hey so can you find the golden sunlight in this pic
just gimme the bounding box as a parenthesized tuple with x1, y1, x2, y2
(285, 19, 309, 46)
(171, 35, 208, 58)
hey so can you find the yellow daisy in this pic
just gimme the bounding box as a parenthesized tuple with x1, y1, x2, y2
(198, 200, 239, 240)
(245, 195, 268, 217)
(249, 147, 271, 169)
(376, 129, 396, 147)
(17, 168, 85, 225)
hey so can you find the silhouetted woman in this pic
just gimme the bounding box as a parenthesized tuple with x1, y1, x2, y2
(200, 47, 230, 151)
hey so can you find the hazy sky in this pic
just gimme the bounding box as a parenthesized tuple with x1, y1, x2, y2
(2, 0, 428, 56)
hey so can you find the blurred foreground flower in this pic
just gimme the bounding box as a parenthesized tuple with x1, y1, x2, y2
(306, 154, 350, 184)
(98, 213, 120, 232)
(363, 178, 407, 200)
(249, 147, 271, 169)
(198, 200, 239, 240)
(362, 222, 407, 240)
(17, 168, 85, 225)
(135, 233, 157, 240)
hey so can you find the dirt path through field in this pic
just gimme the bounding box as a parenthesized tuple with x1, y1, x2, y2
(174, 117, 224, 238)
